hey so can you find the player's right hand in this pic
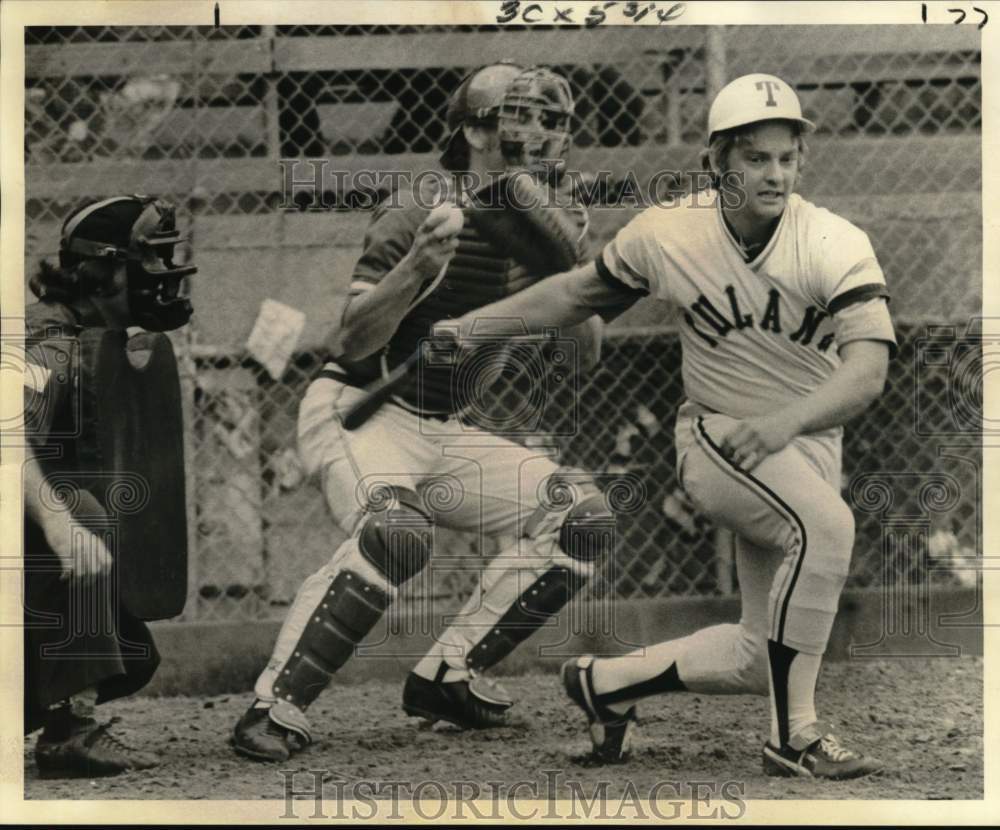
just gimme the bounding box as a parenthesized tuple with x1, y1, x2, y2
(40, 504, 114, 583)
(720, 412, 799, 472)
(406, 204, 463, 281)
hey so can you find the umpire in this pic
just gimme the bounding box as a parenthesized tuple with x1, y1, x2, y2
(23, 195, 196, 777)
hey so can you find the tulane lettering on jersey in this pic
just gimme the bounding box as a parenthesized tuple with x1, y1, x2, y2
(683, 286, 836, 353)
(599, 191, 896, 420)
(347, 185, 588, 414)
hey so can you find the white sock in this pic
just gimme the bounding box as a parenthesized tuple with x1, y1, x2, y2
(592, 622, 771, 717)
(590, 640, 686, 715)
(769, 649, 821, 746)
(786, 651, 821, 737)
(412, 638, 471, 683)
(411, 656, 470, 683)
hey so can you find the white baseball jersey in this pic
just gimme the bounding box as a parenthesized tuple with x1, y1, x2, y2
(576, 188, 902, 738)
(582, 189, 899, 698)
(597, 190, 896, 473)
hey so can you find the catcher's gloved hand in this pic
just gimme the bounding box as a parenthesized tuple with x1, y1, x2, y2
(466, 172, 582, 275)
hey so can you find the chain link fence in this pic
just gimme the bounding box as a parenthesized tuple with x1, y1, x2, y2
(24, 24, 982, 621)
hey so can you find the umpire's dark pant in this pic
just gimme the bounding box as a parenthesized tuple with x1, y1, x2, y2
(23, 520, 159, 734)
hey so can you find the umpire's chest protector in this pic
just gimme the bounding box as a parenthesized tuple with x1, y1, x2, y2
(75, 328, 188, 620)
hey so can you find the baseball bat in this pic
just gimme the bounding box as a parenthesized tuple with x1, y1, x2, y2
(340, 348, 422, 431)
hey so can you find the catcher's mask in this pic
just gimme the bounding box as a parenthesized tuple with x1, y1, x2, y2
(440, 62, 525, 172)
(60, 194, 197, 331)
(497, 67, 574, 175)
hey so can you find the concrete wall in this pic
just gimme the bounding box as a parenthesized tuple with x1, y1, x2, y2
(144, 587, 982, 697)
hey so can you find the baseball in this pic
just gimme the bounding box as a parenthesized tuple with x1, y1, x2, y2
(425, 203, 464, 240)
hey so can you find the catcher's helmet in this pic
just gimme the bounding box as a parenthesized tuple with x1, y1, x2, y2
(59, 195, 197, 331)
(440, 62, 525, 170)
(707, 73, 815, 139)
(440, 63, 574, 176)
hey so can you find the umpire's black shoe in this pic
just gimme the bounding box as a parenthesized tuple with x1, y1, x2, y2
(762, 722, 884, 780)
(402, 671, 513, 729)
(562, 655, 637, 764)
(35, 716, 159, 778)
(232, 701, 308, 763)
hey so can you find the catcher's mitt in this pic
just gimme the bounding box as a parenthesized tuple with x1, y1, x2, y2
(467, 172, 582, 275)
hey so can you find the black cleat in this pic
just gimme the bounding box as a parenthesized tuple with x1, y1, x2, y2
(232, 701, 308, 763)
(35, 717, 158, 778)
(561, 655, 637, 764)
(763, 722, 884, 780)
(402, 671, 513, 729)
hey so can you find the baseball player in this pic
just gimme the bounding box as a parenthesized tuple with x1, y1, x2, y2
(435, 74, 896, 780)
(232, 64, 614, 763)
(23, 195, 197, 776)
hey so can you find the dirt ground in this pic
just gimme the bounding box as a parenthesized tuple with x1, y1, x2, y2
(24, 656, 982, 807)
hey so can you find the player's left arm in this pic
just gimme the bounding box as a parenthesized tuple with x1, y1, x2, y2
(722, 223, 897, 469)
(721, 333, 890, 470)
(723, 221, 896, 469)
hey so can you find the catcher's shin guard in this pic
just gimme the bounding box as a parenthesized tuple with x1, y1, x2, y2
(466, 564, 582, 672)
(267, 488, 433, 713)
(270, 567, 392, 711)
(447, 488, 616, 674)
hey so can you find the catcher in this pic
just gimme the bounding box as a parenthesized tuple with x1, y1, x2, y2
(232, 63, 613, 762)
(23, 195, 197, 776)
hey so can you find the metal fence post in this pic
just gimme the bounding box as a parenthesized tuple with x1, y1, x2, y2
(173, 325, 200, 620)
(705, 26, 731, 594)
(263, 25, 281, 161)
(706, 26, 727, 101)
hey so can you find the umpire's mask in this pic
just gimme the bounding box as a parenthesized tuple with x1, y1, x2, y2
(60, 195, 197, 332)
(125, 198, 197, 331)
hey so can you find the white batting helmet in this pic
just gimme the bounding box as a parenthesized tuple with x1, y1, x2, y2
(707, 73, 815, 138)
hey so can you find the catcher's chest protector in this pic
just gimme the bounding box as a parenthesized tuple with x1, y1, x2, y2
(75, 328, 188, 619)
(388, 216, 560, 413)
(396, 218, 541, 336)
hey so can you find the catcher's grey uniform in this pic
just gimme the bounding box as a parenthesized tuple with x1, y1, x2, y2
(248, 177, 607, 748)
